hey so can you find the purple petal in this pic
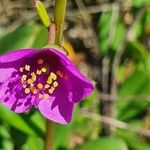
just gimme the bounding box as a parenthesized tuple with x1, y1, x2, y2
(0, 49, 37, 112)
(0, 49, 35, 63)
(0, 77, 34, 113)
(43, 48, 94, 103)
(38, 85, 74, 124)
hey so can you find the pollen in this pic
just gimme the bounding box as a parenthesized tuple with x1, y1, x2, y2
(47, 76, 52, 84)
(53, 81, 58, 88)
(38, 94, 43, 99)
(31, 72, 37, 81)
(44, 94, 49, 100)
(56, 71, 61, 75)
(21, 75, 27, 80)
(37, 58, 44, 65)
(25, 88, 30, 94)
(19, 67, 24, 72)
(44, 84, 50, 89)
(25, 65, 30, 71)
(37, 83, 43, 89)
(56, 71, 64, 78)
(31, 87, 37, 94)
(49, 88, 54, 94)
(31, 72, 36, 77)
(27, 78, 34, 84)
(21, 75, 27, 84)
(41, 67, 47, 73)
(36, 70, 41, 75)
(51, 72, 57, 80)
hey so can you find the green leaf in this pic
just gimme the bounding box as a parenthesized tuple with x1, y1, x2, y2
(76, 137, 128, 150)
(98, 11, 125, 54)
(0, 23, 39, 53)
(98, 11, 111, 54)
(23, 136, 44, 150)
(119, 69, 147, 95)
(36, 1, 50, 27)
(132, 0, 150, 8)
(117, 67, 150, 121)
(116, 129, 150, 150)
(0, 105, 36, 135)
(32, 26, 48, 48)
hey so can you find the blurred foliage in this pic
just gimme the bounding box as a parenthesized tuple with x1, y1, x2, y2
(0, 0, 150, 150)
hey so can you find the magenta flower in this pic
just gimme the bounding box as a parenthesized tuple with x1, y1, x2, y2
(0, 48, 94, 124)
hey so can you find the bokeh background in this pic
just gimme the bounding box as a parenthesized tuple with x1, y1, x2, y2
(0, 0, 150, 150)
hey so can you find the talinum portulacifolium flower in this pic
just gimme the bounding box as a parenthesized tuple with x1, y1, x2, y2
(0, 48, 94, 124)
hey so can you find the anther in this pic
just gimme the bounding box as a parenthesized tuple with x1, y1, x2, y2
(44, 84, 50, 89)
(37, 83, 43, 89)
(36, 70, 41, 75)
(37, 58, 44, 65)
(44, 94, 49, 100)
(49, 87, 55, 94)
(21, 75, 27, 80)
(31, 87, 37, 94)
(56, 71, 61, 75)
(27, 78, 34, 84)
(47, 76, 52, 84)
(25, 65, 30, 71)
(20, 67, 24, 72)
(41, 67, 47, 73)
(53, 81, 58, 88)
(51, 72, 57, 80)
(25, 88, 30, 94)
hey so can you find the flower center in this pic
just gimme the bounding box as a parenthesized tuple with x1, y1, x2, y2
(19, 58, 67, 100)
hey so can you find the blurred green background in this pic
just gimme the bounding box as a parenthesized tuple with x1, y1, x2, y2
(0, 0, 150, 150)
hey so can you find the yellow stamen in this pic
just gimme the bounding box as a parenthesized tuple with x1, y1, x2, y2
(56, 71, 61, 75)
(21, 75, 27, 80)
(37, 83, 43, 89)
(51, 72, 57, 80)
(36, 69, 41, 75)
(31, 72, 37, 81)
(41, 67, 47, 73)
(49, 88, 54, 94)
(31, 87, 37, 94)
(47, 76, 52, 84)
(31, 72, 36, 77)
(53, 81, 58, 88)
(31, 76, 36, 81)
(44, 94, 49, 100)
(37, 58, 44, 65)
(38, 94, 43, 99)
(25, 65, 30, 71)
(20, 67, 24, 72)
(27, 78, 34, 84)
(25, 88, 30, 94)
(21, 75, 27, 84)
(44, 84, 50, 89)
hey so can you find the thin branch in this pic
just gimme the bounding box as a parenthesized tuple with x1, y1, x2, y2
(79, 109, 150, 138)
(99, 93, 150, 102)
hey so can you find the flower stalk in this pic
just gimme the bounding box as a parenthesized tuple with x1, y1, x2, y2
(45, 1, 67, 150)
(54, 0, 67, 46)
(45, 121, 55, 150)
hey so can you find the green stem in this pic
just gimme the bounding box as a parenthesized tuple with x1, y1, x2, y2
(45, 120, 55, 150)
(54, 0, 67, 45)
